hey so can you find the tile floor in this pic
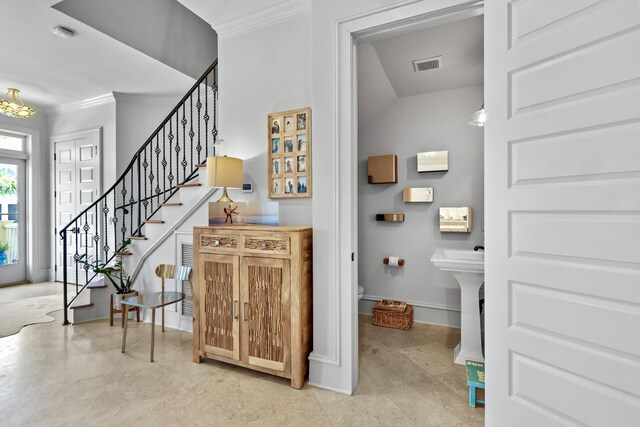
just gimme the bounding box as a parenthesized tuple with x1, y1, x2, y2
(0, 283, 484, 426)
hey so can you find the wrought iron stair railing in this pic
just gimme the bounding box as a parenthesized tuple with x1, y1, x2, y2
(59, 59, 219, 325)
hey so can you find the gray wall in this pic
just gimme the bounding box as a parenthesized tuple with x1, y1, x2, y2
(357, 84, 484, 326)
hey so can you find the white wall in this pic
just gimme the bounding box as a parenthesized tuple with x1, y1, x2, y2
(357, 83, 484, 327)
(217, 12, 312, 225)
(113, 93, 183, 176)
(0, 113, 51, 282)
(48, 99, 117, 186)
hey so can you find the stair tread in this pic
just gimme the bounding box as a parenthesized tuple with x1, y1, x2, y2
(160, 202, 182, 207)
(176, 183, 202, 188)
(144, 220, 165, 224)
(70, 302, 93, 309)
(115, 252, 132, 256)
(196, 164, 206, 168)
(128, 236, 148, 240)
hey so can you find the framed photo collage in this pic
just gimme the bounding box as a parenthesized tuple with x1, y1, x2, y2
(268, 107, 311, 198)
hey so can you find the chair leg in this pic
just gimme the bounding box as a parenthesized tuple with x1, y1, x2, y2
(136, 307, 140, 322)
(469, 386, 476, 408)
(162, 306, 165, 332)
(150, 308, 156, 362)
(121, 304, 129, 353)
(110, 294, 114, 327)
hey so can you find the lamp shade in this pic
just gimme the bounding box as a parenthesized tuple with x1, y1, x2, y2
(206, 156, 243, 188)
(467, 107, 486, 127)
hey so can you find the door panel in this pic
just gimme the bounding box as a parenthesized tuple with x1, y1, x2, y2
(54, 130, 101, 283)
(0, 157, 26, 285)
(486, 1, 640, 425)
(199, 253, 240, 360)
(241, 257, 290, 372)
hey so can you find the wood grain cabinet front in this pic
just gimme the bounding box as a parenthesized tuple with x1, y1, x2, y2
(193, 225, 312, 389)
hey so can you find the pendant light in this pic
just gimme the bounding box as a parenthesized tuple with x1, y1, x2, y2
(468, 104, 485, 127)
(0, 88, 37, 118)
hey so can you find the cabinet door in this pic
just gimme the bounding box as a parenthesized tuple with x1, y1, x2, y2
(240, 257, 290, 373)
(199, 253, 240, 360)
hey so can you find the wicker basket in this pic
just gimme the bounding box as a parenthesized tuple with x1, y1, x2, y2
(372, 302, 413, 331)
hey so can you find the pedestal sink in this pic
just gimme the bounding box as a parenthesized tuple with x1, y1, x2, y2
(430, 248, 484, 365)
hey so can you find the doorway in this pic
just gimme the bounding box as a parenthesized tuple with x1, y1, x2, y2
(53, 129, 102, 284)
(0, 155, 27, 285)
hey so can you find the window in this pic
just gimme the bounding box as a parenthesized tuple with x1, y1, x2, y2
(0, 134, 24, 152)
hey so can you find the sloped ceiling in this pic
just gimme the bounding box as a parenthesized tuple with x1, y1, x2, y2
(370, 15, 483, 97)
(0, 0, 194, 109)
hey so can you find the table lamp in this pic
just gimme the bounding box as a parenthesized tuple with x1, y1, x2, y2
(206, 156, 243, 202)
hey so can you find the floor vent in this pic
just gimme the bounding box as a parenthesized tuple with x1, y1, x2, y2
(413, 56, 443, 72)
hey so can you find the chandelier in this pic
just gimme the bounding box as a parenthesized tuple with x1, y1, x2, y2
(0, 88, 37, 118)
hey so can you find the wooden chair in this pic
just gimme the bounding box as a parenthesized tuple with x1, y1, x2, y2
(155, 264, 193, 332)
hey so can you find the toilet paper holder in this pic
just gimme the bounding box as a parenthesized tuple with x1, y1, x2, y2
(383, 257, 405, 267)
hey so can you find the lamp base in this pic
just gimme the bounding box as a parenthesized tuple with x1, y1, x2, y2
(216, 187, 234, 203)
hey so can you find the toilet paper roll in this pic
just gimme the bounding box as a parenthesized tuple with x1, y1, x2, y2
(387, 256, 400, 267)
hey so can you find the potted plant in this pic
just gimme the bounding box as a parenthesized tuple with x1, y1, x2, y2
(80, 239, 135, 309)
(0, 241, 9, 265)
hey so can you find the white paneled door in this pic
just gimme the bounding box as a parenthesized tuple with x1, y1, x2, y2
(485, 1, 640, 425)
(54, 129, 101, 284)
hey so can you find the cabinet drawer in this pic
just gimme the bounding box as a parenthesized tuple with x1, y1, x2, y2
(199, 234, 239, 253)
(243, 235, 290, 255)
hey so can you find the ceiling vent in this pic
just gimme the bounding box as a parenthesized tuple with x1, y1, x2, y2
(413, 56, 442, 72)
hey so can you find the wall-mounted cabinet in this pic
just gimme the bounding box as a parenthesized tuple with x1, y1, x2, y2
(193, 225, 312, 389)
(368, 154, 398, 184)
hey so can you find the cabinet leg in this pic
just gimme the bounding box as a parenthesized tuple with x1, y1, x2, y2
(291, 372, 305, 390)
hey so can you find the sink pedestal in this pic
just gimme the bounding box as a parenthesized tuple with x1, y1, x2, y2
(452, 272, 484, 365)
(430, 248, 485, 365)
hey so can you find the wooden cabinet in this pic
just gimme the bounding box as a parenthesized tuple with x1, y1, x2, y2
(193, 225, 312, 389)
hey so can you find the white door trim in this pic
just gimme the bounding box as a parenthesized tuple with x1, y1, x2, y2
(51, 128, 102, 283)
(317, 0, 483, 394)
(0, 123, 49, 283)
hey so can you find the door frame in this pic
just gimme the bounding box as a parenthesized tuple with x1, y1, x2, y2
(51, 128, 102, 283)
(0, 123, 48, 285)
(333, 0, 484, 392)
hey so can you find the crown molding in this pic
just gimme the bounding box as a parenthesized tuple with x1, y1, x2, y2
(46, 93, 115, 114)
(214, 0, 311, 39)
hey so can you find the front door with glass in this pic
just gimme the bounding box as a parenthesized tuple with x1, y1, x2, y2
(0, 157, 26, 285)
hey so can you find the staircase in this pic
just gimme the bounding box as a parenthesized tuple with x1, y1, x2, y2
(60, 60, 219, 325)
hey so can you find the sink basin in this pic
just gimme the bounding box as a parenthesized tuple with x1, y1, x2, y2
(431, 248, 484, 273)
(431, 247, 485, 364)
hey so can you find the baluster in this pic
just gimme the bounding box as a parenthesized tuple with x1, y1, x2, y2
(148, 143, 154, 213)
(189, 94, 194, 168)
(94, 204, 99, 266)
(143, 145, 149, 219)
(130, 168, 135, 236)
(168, 119, 174, 190)
(113, 190, 118, 254)
(212, 67, 218, 156)
(162, 126, 167, 201)
(196, 86, 202, 164)
(83, 213, 89, 284)
(136, 155, 142, 233)
(155, 134, 161, 206)
(182, 104, 187, 180)
(74, 219, 79, 290)
(204, 75, 209, 157)
(103, 195, 110, 261)
(121, 180, 127, 242)
(175, 114, 180, 184)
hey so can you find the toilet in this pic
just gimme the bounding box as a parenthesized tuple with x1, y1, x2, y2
(358, 285, 364, 301)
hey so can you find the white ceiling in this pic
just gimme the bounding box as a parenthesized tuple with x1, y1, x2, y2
(0, 0, 194, 110)
(369, 15, 483, 97)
